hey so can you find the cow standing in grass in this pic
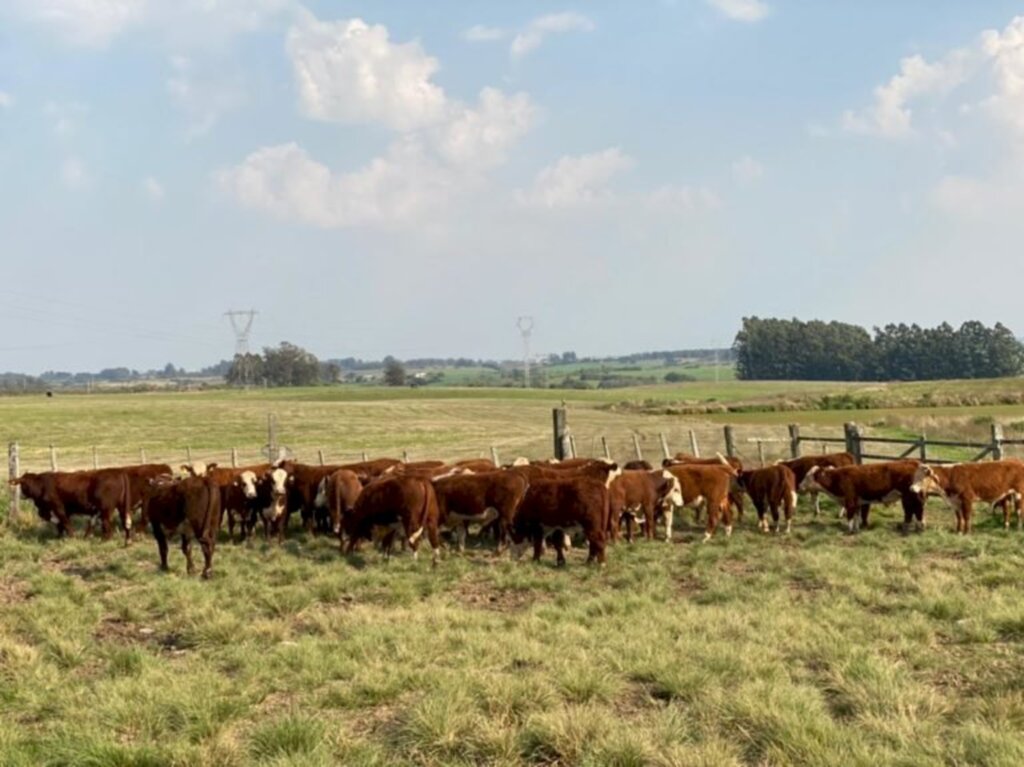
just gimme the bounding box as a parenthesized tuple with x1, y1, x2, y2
(608, 469, 683, 542)
(662, 464, 735, 542)
(12, 469, 132, 542)
(800, 460, 923, 533)
(911, 461, 1024, 533)
(343, 476, 442, 564)
(780, 452, 856, 516)
(737, 464, 798, 534)
(141, 476, 221, 578)
(511, 476, 611, 567)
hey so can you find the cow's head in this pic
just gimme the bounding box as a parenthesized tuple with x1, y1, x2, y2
(660, 470, 684, 509)
(799, 466, 825, 493)
(261, 467, 289, 521)
(236, 470, 258, 499)
(909, 464, 943, 496)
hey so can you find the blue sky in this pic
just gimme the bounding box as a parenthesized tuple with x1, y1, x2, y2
(1, 1, 1023, 373)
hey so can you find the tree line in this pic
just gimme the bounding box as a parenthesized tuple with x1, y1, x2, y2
(734, 317, 1024, 381)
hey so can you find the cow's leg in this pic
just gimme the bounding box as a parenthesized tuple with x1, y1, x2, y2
(427, 520, 441, 568)
(553, 531, 567, 567)
(784, 492, 796, 534)
(643, 507, 655, 541)
(703, 504, 718, 543)
(812, 489, 821, 517)
(227, 509, 237, 542)
(586, 528, 606, 566)
(100, 508, 114, 541)
(859, 503, 870, 531)
(181, 535, 195, 575)
(663, 506, 673, 543)
(732, 492, 744, 522)
(118, 504, 133, 546)
(722, 498, 733, 538)
(532, 532, 544, 562)
(200, 536, 215, 579)
(153, 524, 169, 571)
(962, 498, 974, 535)
(1001, 498, 1012, 531)
(769, 501, 780, 533)
(83, 516, 94, 538)
(844, 501, 858, 533)
(755, 500, 767, 533)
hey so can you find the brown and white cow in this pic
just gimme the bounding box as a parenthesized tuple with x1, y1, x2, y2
(911, 461, 1024, 533)
(737, 464, 798, 534)
(12, 469, 132, 541)
(510, 476, 610, 567)
(314, 469, 363, 537)
(432, 470, 530, 552)
(800, 460, 923, 533)
(780, 452, 856, 516)
(662, 464, 734, 542)
(140, 475, 221, 578)
(343, 476, 442, 564)
(663, 454, 744, 520)
(608, 469, 683, 542)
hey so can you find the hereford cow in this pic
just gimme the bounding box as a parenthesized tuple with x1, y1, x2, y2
(343, 476, 442, 564)
(780, 452, 856, 516)
(737, 464, 798, 534)
(608, 469, 683, 542)
(623, 460, 653, 471)
(911, 461, 1024, 533)
(141, 475, 221, 578)
(453, 458, 497, 473)
(433, 470, 530, 552)
(314, 469, 363, 537)
(251, 467, 290, 542)
(663, 454, 744, 520)
(663, 464, 734, 542)
(511, 476, 609, 567)
(12, 469, 132, 541)
(800, 460, 923, 533)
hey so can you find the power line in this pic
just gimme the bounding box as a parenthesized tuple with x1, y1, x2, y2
(225, 309, 258, 357)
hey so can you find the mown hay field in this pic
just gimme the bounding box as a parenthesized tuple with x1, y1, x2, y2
(3, 384, 1024, 765)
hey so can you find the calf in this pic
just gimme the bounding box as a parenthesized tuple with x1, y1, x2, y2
(664, 454, 744, 520)
(13, 469, 132, 541)
(343, 476, 442, 564)
(433, 470, 530, 552)
(911, 461, 1024, 533)
(141, 476, 221, 578)
(511, 476, 609, 567)
(608, 469, 683, 542)
(314, 469, 363, 537)
(252, 467, 290, 542)
(737, 464, 798, 534)
(780, 452, 856, 516)
(204, 464, 271, 542)
(801, 460, 923, 533)
(663, 464, 733, 542)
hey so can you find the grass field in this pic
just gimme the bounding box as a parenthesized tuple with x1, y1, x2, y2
(4, 382, 1024, 765)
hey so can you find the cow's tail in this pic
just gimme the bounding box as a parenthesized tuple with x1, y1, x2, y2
(120, 472, 133, 544)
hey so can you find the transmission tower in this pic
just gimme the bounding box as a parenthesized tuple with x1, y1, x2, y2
(225, 309, 258, 356)
(517, 316, 534, 388)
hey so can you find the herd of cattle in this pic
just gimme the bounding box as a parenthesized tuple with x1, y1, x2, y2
(9, 450, 1024, 578)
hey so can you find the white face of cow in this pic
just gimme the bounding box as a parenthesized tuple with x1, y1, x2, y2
(238, 470, 258, 499)
(662, 470, 684, 508)
(798, 466, 823, 493)
(909, 464, 942, 496)
(266, 467, 289, 521)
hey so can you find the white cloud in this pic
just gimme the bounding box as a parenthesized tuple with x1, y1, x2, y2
(464, 24, 505, 42)
(61, 156, 88, 189)
(731, 155, 764, 186)
(222, 12, 538, 229)
(433, 87, 535, 169)
(217, 140, 461, 229)
(519, 148, 634, 208)
(705, 0, 770, 23)
(510, 12, 594, 58)
(0, 91, 13, 108)
(980, 16, 1024, 137)
(142, 176, 164, 201)
(842, 52, 969, 138)
(166, 55, 245, 137)
(17, 0, 145, 48)
(287, 14, 447, 131)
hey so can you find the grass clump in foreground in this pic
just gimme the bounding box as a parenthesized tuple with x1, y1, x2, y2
(2, 500, 1024, 765)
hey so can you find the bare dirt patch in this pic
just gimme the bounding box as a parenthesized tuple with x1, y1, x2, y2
(449, 579, 547, 612)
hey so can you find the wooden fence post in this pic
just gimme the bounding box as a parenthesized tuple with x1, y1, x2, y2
(631, 434, 643, 461)
(918, 435, 927, 462)
(139, 447, 146, 464)
(317, 449, 325, 466)
(186, 446, 193, 463)
(490, 446, 500, 466)
(569, 435, 578, 459)
(601, 436, 611, 461)
(362, 451, 368, 462)
(267, 413, 277, 463)
(757, 441, 766, 468)
(8, 442, 20, 524)
(49, 445, 58, 471)
(788, 424, 801, 459)
(231, 448, 238, 468)
(552, 407, 568, 460)
(402, 450, 410, 463)
(844, 422, 863, 464)
(991, 423, 1004, 460)
(659, 433, 670, 460)
(689, 430, 700, 457)
(723, 426, 736, 458)
(92, 446, 99, 469)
